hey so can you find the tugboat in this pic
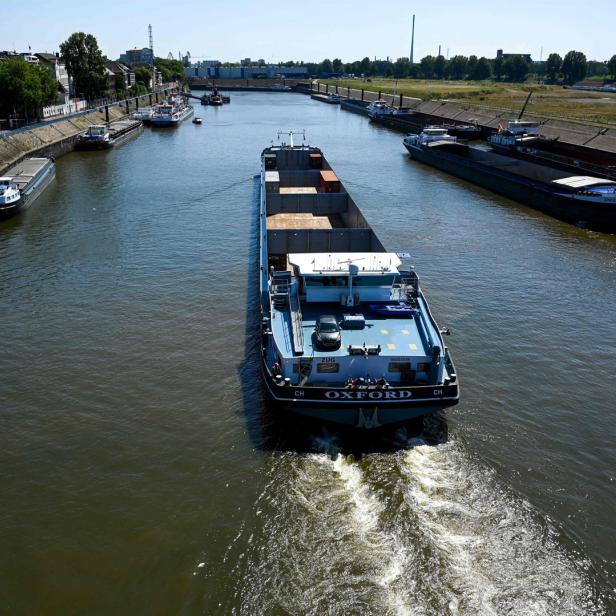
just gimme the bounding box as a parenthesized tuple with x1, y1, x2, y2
(404, 129, 616, 232)
(208, 87, 224, 106)
(259, 131, 459, 428)
(0, 158, 55, 221)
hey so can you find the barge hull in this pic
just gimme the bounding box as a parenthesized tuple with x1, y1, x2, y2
(262, 366, 458, 428)
(1, 158, 55, 220)
(404, 144, 616, 232)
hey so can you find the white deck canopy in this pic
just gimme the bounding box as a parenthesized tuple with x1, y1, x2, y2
(289, 252, 402, 276)
(288, 253, 402, 305)
(552, 176, 616, 189)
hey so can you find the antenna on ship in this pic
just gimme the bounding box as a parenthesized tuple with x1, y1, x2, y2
(277, 130, 306, 148)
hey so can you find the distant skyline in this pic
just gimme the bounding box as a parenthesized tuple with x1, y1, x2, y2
(2, 0, 614, 63)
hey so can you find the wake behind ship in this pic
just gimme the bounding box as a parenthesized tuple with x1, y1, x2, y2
(259, 133, 459, 428)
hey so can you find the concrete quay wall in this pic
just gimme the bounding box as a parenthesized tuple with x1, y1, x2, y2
(0, 107, 127, 175)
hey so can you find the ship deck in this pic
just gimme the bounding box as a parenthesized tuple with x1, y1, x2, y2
(4, 158, 53, 191)
(271, 302, 428, 360)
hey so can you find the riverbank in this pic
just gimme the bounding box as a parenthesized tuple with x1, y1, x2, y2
(315, 81, 616, 159)
(0, 84, 183, 175)
(0, 107, 127, 175)
(324, 78, 616, 127)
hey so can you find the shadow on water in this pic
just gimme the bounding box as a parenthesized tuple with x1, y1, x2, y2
(237, 177, 449, 457)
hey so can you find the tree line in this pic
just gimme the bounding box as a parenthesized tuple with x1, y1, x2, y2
(0, 32, 186, 122)
(303, 51, 616, 84)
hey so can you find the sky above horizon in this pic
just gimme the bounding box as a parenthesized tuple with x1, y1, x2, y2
(1, 0, 613, 63)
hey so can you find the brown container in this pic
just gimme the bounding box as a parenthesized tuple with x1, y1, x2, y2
(309, 153, 323, 169)
(319, 170, 340, 193)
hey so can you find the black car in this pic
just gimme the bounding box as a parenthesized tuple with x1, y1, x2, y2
(315, 315, 341, 349)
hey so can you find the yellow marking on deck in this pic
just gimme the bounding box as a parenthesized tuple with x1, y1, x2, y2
(387, 343, 396, 350)
(380, 329, 389, 335)
(409, 343, 418, 350)
(401, 329, 409, 335)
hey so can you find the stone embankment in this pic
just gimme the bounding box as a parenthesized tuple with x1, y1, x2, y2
(0, 107, 128, 175)
(0, 84, 181, 175)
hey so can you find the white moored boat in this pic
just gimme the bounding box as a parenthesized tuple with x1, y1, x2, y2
(150, 98, 194, 127)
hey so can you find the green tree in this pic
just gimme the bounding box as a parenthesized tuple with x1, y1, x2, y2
(133, 66, 151, 89)
(470, 57, 492, 80)
(503, 56, 529, 81)
(493, 55, 504, 80)
(114, 73, 126, 93)
(60, 32, 106, 100)
(433, 55, 446, 79)
(419, 55, 435, 78)
(448, 55, 468, 80)
(129, 83, 148, 96)
(562, 50, 587, 84)
(0, 58, 58, 122)
(320, 58, 333, 75)
(546, 53, 562, 82)
(359, 56, 372, 76)
(393, 57, 410, 78)
(332, 58, 343, 73)
(154, 58, 185, 82)
(609, 55, 616, 81)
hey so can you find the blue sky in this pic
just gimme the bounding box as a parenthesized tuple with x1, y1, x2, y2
(2, 0, 613, 62)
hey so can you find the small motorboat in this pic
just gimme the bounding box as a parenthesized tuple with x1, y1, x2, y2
(193, 117, 203, 124)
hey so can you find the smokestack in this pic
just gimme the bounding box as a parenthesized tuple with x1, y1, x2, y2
(438, 44, 441, 57)
(410, 15, 415, 64)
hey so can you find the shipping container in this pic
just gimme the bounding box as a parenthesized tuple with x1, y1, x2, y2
(319, 170, 340, 193)
(309, 152, 323, 169)
(265, 171, 280, 193)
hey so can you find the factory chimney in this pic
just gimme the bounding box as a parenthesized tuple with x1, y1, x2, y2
(410, 15, 415, 64)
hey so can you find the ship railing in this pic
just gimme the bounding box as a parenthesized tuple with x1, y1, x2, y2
(269, 271, 305, 355)
(392, 272, 419, 301)
(288, 282, 305, 356)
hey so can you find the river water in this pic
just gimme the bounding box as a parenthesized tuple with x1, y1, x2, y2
(1, 92, 615, 614)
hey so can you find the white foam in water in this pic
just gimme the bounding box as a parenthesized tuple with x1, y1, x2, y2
(400, 440, 602, 615)
(326, 454, 415, 616)
(237, 440, 602, 615)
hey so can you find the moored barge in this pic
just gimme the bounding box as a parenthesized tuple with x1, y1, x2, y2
(76, 120, 143, 150)
(259, 133, 459, 428)
(0, 157, 55, 221)
(404, 129, 616, 232)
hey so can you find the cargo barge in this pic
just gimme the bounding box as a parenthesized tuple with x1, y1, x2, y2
(339, 98, 371, 116)
(404, 129, 616, 232)
(311, 93, 341, 104)
(368, 101, 482, 139)
(489, 121, 616, 181)
(76, 120, 143, 150)
(0, 158, 55, 221)
(259, 132, 459, 428)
